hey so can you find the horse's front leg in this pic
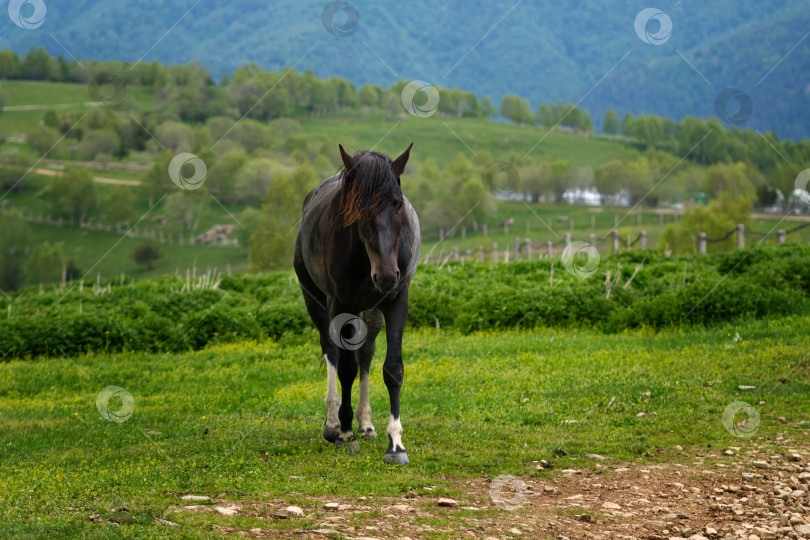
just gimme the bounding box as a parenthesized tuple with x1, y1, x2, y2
(381, 290, 410, 464)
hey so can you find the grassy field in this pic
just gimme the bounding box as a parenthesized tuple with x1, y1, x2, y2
(3, 80, 809, 282)
(1, 315, 808, 538)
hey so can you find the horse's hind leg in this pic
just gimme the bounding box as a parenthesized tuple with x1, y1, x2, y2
(356, 310, 383, 440)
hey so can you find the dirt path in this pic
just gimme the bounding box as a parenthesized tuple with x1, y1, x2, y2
(151, 438, 810, 540)
(32, 167, 142, 186)
(2, 102, 101, 111)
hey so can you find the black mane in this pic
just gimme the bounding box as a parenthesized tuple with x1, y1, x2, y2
(340, 150, 403, 226)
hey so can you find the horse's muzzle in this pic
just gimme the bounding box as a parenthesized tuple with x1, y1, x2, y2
(372, 271, 400, 292)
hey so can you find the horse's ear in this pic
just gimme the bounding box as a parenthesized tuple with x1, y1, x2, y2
(391, 143, 413, 179)
(339, 144, 354, 175)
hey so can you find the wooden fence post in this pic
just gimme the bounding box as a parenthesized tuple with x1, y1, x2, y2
(640, 230, 647, 249)
(564, 232, 572, 245)
(452, 247, 460, 261)
(777, 230, 785, 244)
(736, 224, 744, 249)
(514, 236, 520, 258)
(525, 238, 532, 260)
(478, 245, 484, 262)
(546, 241, 553, 257)
(493, 243, 499, 263)
(591, 214, 596, 229)
(589, 233, 596, 247)
(612, 230, 619, 253)
(698, 232, 707, 254)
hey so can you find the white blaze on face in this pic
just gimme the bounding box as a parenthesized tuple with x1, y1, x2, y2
(356, 371, 373, 433)
(325, 355, 340, 429)
(387, 414, 404, 452)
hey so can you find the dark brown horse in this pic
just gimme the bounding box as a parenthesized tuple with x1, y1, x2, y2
(293, 144, 420, 464)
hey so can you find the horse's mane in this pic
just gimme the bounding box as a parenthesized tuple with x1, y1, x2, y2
(339, 150, 403, 227)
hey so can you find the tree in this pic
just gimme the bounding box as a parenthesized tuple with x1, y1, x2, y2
(163, 188, 207, 232)
(155, 121, 194, 152)
(519, 161, 552, 202)
(27, 127, 60, 156)
(500, 95, 533, 124)
(603, 109, 620, 134)
(660, 194, 751, 254)
(133, 244, 162, 270)
(49, 168, 97, 220)
(104, 186, 137, 224)
(80, 129, 121, 159)
(26, 242, 64, 284)
(0, 209, 31, 291)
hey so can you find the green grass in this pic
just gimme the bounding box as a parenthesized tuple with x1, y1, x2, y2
(300, 109, 627, 167)
(1, 316, 808, 537)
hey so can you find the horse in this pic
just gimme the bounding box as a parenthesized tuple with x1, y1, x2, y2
(293, 143, 420, 464)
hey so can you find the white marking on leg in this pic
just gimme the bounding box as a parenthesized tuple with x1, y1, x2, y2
(356, 371, 374, 433)
(387, 414, 404, 452)
(324, 355, 340, 429)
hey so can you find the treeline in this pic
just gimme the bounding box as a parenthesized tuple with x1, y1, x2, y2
(0, 47, 494, 122)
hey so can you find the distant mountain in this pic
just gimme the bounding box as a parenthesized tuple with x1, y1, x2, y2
(3, 0, 810, 139)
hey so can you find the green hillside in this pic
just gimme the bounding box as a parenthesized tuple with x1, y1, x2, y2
(2, 0, 809, 138)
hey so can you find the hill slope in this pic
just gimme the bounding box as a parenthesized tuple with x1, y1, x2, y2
(2, 0, 809, 138)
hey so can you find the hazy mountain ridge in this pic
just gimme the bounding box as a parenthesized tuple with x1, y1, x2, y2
(2, 0, 809, 138)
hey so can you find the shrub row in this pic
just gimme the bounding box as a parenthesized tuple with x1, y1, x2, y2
(1, 245, 808, 358)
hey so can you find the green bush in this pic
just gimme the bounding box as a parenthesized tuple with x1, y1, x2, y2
(1, 245, 808, 359)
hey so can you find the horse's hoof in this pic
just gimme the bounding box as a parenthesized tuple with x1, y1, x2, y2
(360, 427, 376, 440)
(323, 422, 340, 443)
(335, 437, 359, 452)
(384, 451, 409, 465)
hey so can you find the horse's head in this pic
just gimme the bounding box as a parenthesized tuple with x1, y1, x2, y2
(339, 143, 413, 292)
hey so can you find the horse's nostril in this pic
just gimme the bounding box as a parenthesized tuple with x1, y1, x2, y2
(395, 270, 400, 281)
